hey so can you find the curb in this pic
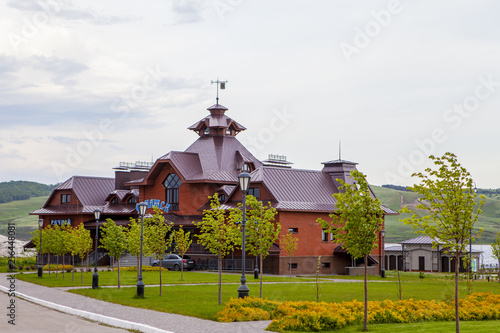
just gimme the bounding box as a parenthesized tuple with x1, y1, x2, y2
(0, 285, 174, 333)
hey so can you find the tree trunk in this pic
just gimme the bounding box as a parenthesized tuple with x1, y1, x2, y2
(363, 254, 368, 332)
(498, 260, 500, 283)
(455, 252, 460, 333)
(118, 258, 121, 290)
(62, 254, 65, 279)
(289, 255, 292, 280)
(181, 254, 184, 281)
(48, 253, 51, 276)
(86, 253, 89, 269)
(56, 255, 59, 278)
(218, 249, 222, 305)
(259, 253, 263, 298)
(72, 254, 75, 282)
(159, 259, 163, 296)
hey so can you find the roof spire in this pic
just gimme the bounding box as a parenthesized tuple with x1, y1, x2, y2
(211, 77, 228, 104)
(339, 140, 342, 160)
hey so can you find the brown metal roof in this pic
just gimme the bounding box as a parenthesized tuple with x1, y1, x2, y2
(400, 236, 439, 245)
(188, 103, 246, 132)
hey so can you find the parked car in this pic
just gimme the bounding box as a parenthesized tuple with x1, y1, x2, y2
(151, 254, 196, 271)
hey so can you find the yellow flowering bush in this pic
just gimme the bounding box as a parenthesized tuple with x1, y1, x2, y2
(42, 264, 73, 271)
(113, 266, 160, 272)
(217, 293, 500, 331)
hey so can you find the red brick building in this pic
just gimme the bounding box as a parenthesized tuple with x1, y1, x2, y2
(31, 102, 397, 275)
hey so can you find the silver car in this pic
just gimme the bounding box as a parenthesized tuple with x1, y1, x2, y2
(152, 254, 196, 271)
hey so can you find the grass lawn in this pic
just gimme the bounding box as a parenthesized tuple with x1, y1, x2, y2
(67, 276, 500, 320)
(15, 269, 315, 287)
(316, 320, 500, 333)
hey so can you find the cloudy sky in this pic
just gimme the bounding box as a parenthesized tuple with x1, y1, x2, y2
(1, 0, 499, 188)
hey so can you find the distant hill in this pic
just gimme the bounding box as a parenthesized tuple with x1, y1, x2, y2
(372, 185, 500, 245)
(0, 181, 58, 204)
(0, 196, 49, 241)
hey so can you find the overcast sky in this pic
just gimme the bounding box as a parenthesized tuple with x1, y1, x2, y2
(1, 0, 499, 188)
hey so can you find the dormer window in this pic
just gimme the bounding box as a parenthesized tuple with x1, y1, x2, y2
(127, 197, 136, 204)
(242, 163, 251, 172)
(226, 128, 231, 135)
(61, 194, 70, 204)
(111, 197, 119, 204)
(218, 194, 227, 202)
(204, 128, 210, 135)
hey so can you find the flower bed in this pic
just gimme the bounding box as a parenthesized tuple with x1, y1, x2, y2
(217, 293, 500, 331)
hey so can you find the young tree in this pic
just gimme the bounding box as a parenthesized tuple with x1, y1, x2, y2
(231, 196, 281, 297)
(126, 217, 152, 280)
(172, 225, 193, 281)
(400, 152, 484, 333)
(491, 232, 500, 283)
(100, 219, 128, 289)
(51, 225, 64, 278)
(43, 226, 56, 275)
(280, 231, 298, 280)
(146, 208, 173, 296)
(73, 223, 93, 283)
(60, 223, 73, 279)
(194, 194, 239, 305)
(318, 169, 384, 332)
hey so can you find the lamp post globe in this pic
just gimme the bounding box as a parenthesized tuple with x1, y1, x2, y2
(137, 202, 147, 297)
(37, 219, 44, 277)
(92, 209, 101, 289)
(237, 171, 251, 298)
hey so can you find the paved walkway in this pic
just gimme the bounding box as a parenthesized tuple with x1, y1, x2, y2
(0, 273, 272, 333)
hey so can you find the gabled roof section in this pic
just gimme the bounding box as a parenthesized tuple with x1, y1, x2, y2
(400, 236, 439, 245)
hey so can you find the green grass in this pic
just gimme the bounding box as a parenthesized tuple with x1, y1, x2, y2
(16, 269, 315, 287)
(371, 186, 500, 243)
(0, 196, 48, 240)
(68, 278, 500, 321)
(313, 320, 500, 333)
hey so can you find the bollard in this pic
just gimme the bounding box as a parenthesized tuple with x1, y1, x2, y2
(254, 267, 259, 279)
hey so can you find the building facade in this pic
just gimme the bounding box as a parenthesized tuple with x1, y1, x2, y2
(31, 102, 397, 275)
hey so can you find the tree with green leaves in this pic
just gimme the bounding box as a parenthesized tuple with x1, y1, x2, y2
(73, 223, 93, 283)
(43, 226, 56, 275)
(280, 231, 298, 280)
(318, 169, 384, 332)
(491, 233, 500, 284)
(400, 152, 484, 333)
(126, 217, 152, 280)
(50, 225, 65, 278)
(195, 194, 239, 305)
(100, 219, 128, 289)
(146, 208, 173, 295)
(231, 195, 280, 298)
(60, 223, 73, 279)
(172, 225, 193, 281)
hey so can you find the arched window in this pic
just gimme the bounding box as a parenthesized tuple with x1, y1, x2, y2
(127, 197, 136, 204)
(111, 197, 118, 204)
(163, 174, 181, 211)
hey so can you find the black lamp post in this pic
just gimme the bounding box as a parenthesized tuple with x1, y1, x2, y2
(380, 230, 386, 278)
(237, 171, 251, 298)
(137, 202, 147, 297)
(37, 219, 44, 277)
(92, 209, 101, 289)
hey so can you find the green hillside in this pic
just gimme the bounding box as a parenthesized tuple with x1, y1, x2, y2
(0, 196, 48, 241)
(0, 180, 57, 203)
(372, 185, 500, 244)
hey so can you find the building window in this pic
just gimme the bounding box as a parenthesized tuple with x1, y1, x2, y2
(127, 197, 136, 204)
(288, 263, 297, 269)
(322, 229, 329, 242)
(226, 128, 231, 135)
(163, 173, 181, 211)
(248, 187, 259, 200)
(218, 194, 226, 202)
(61, 194, 70, 204)
(322, 262, 331, 268)
(204, 128, 210, 135)
(111, 197, 118, 204)
(288, 227, 298, 233)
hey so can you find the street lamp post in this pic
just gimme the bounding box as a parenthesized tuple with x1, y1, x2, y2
(37, 219, 44, 277)
(380, 230, 386, 278)
(137, 202, 147, 297)
(237, 171, 251, 298)
(92, 209, 101, 289)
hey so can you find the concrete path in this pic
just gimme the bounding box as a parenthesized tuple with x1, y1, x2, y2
(0, 273, 272, 333)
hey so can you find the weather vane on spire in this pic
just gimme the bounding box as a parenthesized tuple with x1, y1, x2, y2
(211, 78, 227, 104)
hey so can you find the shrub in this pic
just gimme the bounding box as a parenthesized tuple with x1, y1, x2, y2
(217, 293, 500, 332)
(43, 264, 73, 271)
